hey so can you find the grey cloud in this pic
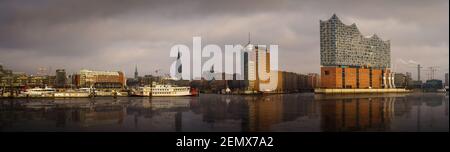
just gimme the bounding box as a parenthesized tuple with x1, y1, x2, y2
(0, 0, 448, 80)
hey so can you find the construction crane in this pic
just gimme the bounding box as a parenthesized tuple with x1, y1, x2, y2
(423, 66, 440, 80)
(404, 64, 422, 81)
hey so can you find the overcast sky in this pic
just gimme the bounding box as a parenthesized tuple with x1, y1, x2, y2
(0, 0, 448, 80)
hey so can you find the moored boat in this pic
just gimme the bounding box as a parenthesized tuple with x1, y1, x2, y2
(135, 84, 197, 97)
(23, 87, 56, 97)
(54, 90, 91, 98)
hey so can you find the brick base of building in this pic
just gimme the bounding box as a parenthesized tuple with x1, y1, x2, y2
(320, 66, 394, 89)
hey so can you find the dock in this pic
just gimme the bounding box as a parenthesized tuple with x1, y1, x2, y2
(314, 88, 411, 94)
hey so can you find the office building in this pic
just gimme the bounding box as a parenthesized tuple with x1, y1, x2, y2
(243, 42, 272, 92)
(55, 69, 67, 88)
(423, 79, 443, 92)
(77, 69, 126, 89)
(445, 73, 448, 87)
(307, 73, 320, 89)
(394, 73, 408, 88)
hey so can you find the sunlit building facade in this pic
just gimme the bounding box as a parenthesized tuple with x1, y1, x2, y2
(77, 69, 126, 89)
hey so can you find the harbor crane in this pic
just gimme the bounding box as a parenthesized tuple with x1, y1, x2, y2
(423, 66, 440, 80)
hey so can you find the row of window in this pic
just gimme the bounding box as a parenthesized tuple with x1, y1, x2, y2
(153, 92, 183, 94)
(153, 88, 189, 91)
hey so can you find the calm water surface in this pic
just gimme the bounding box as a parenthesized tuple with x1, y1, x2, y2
(0, 93, 448, 132)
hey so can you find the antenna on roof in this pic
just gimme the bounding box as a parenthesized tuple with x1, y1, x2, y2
(248, 32, 251, 44)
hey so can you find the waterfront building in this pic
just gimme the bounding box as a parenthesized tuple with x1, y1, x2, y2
(320, 14, 393, 89)
(0, 65, 55, 89)
(243, 41, 277, 92)
(242, 42, 310, 93)
(77, 69, 126, 89)
(445, 73, 448, 87)
(394, 73, 408, 88)
(307, 73, 320, 89)
(409, 80, 423, 89)
(423, 79, 443, 92)
(55, 69, 67, 88)
(27, 75, 55, 88)
(406, 72, 413, 87)
(243, 42, 258, 91)
(1, 74, 55, 89)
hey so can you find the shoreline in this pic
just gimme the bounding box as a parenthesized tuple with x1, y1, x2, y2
(314, 88, 412, 94)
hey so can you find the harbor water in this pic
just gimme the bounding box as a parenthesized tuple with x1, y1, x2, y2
(0, 93, 448, 132)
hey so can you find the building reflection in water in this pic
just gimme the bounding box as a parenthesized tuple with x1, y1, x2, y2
(319, 97, 395, 131)
(55, 104, 125, 127)
(0, 98, 127, 130)
(318, 93, 448, 132)
(0, 93, 448, 132)
(193, 94, 318, 132)
(127, 98, 192, 132)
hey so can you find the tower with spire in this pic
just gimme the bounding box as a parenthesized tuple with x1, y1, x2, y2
(134, 64, 138, 79)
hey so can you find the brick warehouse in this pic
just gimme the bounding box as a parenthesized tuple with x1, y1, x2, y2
(319, 14, 394, 89)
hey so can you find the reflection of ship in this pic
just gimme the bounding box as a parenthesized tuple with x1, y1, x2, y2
(128, 99, 191, 110)
(23, 101, 55, 108)
(150, 100, 190, 109)
(2, 93, 447, 132)
(135, 84, 197, 97)
(78, 105, 125, 127)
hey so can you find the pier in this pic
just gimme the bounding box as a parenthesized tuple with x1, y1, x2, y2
(314, 88, 411, 94)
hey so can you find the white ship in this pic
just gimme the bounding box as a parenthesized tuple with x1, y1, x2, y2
(23, 87, 56, 97)
(54, 89, 91, 98)
(98, 90, 129, 97)
(137, 84, 194, 97)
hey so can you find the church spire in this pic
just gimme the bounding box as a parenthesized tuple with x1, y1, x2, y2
(134, 64, 138, 79)
(248, 32, 251, 44)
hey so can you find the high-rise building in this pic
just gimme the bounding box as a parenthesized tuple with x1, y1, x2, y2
(445, 73, 449, 87)
(55, 69, 67, 88)
(244, 43, 257, 91)
(243, 42, 273, 92)
(320, 14, 393, 89)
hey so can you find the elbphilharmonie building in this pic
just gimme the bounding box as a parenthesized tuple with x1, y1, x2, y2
(320, 14, 395, 89)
